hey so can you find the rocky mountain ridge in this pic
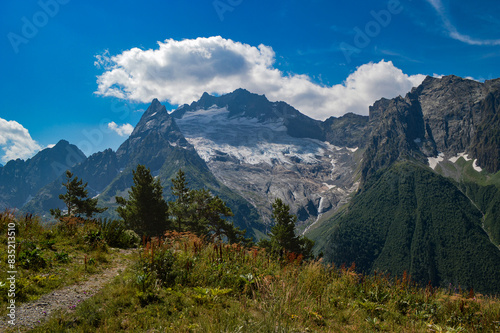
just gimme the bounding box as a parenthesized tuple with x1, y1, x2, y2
(0, 140, 86, 210)
(16, 89, 368, 236)
(4, 76, 499, 227)
(363, 75, 500, 181)
(173, 88, 326, 141)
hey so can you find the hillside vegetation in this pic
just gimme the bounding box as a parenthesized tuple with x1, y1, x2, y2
(2, 213, 500, 332)
(323, 162, 500, 295)
(461, 182, 500, 245)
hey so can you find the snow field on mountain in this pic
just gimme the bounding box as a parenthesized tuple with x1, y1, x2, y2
(176, 106, 344, 166)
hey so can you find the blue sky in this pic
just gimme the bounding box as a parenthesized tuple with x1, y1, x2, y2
(0, 0, 499, 163)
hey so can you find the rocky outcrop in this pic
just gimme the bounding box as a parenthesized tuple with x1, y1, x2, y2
(362, 95, 429, 181)
(412, 75, 484, 156)
(471, 79, 500, 173)
(116, 98, 191, 168)
(322, 113, 369, 148)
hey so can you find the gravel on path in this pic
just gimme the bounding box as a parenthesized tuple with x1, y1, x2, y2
(0, 248, 134, 332)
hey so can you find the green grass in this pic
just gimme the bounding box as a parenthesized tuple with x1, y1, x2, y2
(0, 212, 115, 317)
(22, 231, 500, 332)
(433, 156, 500, 188)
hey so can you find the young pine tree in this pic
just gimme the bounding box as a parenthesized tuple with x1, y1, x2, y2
(259, 198, 314, 259)
(169, 169, 191, 231)
(116, 165, 169, 237)
(50, 170, 107, 219)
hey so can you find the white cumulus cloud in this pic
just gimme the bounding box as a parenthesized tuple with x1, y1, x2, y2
(0, 118, 42, 163)
(95, 36, 426, 120)
(108, 122, 134, 137)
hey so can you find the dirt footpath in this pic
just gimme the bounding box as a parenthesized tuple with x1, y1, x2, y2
(0, 248, 134, 332)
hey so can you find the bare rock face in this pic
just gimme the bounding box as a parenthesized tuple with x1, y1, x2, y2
(322, 113, 370, 148)
(412, 75, 485, 156)
(363, 95, 429, 182)
(173, 89, 363, 228)
(116, 98, 192, 168)
(362, 75, 500, 179)
(471, 79, 500, 173)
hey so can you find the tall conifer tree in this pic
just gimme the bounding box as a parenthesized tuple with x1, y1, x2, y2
(116, 165, 169, 237)
(259, 198, 314, 259)
(170, 169, 191, 231)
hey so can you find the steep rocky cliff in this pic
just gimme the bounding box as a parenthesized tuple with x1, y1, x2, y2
(361, 75, 500, 181)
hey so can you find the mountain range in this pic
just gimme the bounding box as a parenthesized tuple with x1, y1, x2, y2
(2, 75, 500, 293)
(0, 140, 86, 211)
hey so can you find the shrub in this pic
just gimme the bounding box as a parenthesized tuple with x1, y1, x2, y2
(84, 229, 106, 250)
(151, 247, 177, 287)
(40, 239, 56, 251)
(122, 229, 141, 248)
(99, 219, 124, 247)
(18, 242, 46, 270)
(57, 216, 85, 236)
(98, 219, 140, 249)
(138, 245, 177, 287)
